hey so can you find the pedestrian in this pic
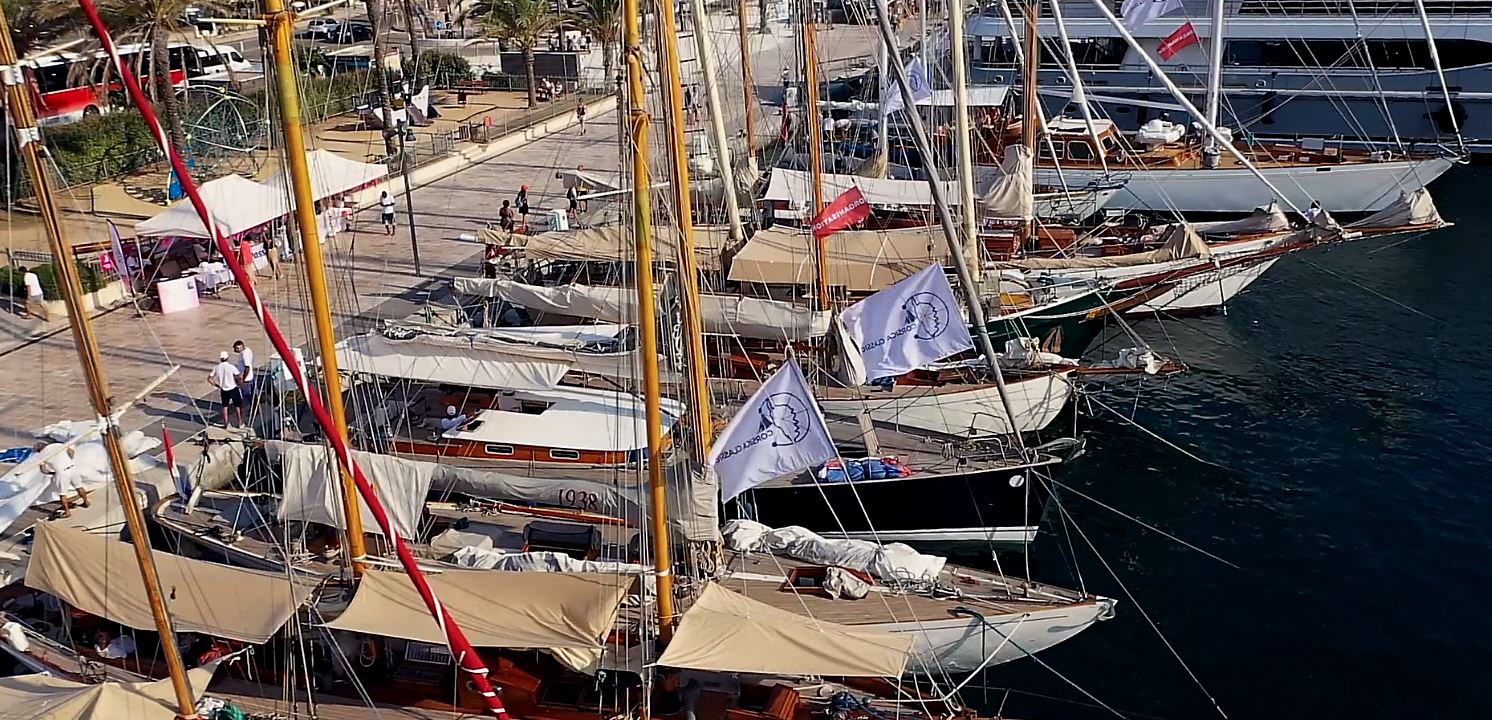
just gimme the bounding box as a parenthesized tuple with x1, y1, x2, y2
(577, 102, 588, 134)
(483, 242, 502, 278)
(379, 191, 397, 236)
(566, 184, 580, 218)
(780, 67, 790, 94)
(499, 199, 515, 231)
(20, 267, 46, 322)
(516, 185, 530, 224)
(683, 85, 696, 124)
(234, 339, 255, 403)
(33, 441, 89, 518)
(209, 350, 244, 428)
(1304, 199, 1324, 224)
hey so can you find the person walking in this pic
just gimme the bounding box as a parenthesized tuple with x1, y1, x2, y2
(498, 200, 515, 231)
(209, 350, 244, 428)
(566, 184, 580, 218)
(20, 267, 46, 322)
(379, 191, 397, 236)
(577, 102, 588, 135)
(234, 340, 255, 404)
(516, 185, 530, 228)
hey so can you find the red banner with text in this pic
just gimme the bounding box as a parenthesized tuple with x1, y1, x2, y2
(1158, 22, 1199, 61)
(810, 186, 872, 239)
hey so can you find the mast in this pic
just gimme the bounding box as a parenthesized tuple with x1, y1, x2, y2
(624, 0, 681, 642)
(947, 0, 979, 277)
(0, 10, 200, 719)
(688, 0, 749, 248)
(1019, 0, 1039, 246)
(738, 1, 760, 173)
(1411, 0, 1466, 155)
(657, 0, 720, 465)
(1202, 0, 1225, 168)
(802, 1, 829, 308)
(265, 0, 369, 575)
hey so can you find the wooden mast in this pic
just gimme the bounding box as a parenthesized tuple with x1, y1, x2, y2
(1020, 0, 1040, 247)
(264, 0, 368, 575)
(0, 9, 200, 719)
(738, 2, 759, 170)
(624, 0, 681, 643)
(802, 1, 829, 308)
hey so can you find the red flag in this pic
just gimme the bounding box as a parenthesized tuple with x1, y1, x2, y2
(809, 187, 872, 239)
(162, 426, 188, 498)
(1157, 22, 1199, 61)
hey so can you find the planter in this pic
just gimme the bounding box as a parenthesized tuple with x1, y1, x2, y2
(37, 280, 132, 319)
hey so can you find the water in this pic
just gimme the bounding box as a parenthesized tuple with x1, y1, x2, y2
(959, 166, 1492, 720)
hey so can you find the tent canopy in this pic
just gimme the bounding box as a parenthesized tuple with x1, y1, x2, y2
(728, 228, 949, 292)
(266, 148, 387, 201)
(25, 524, 313, 644)
(657, 583, 913, 678)
(0, 666, 216, 720)
(336, 331, 575, 391)
(134, 174, 289, 239)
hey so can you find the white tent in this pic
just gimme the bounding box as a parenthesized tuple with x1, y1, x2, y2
(134, 174, 289, 239)
(266, 148, 387, 201)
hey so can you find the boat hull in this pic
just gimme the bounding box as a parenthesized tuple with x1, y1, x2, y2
(817, 371, 1074, 437)
(878, 600, 1115, 674)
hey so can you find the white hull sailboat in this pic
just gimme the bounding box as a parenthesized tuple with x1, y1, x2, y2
(817, 370, 1073, 437)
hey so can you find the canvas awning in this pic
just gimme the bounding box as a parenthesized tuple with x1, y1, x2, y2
(134, 174, 289, 239)
(728, 228, 949, 292)
(764, 169, 958, 218)
(272, 442, 434, 538)
(657, 583, 913, 677)
(0, 666, 216, 720)
(323, 569, 630, 672)
(266, 148, 387, 201)
(336, 331, 575, 391)
(519, 226, 733, 272)
(25, 524, 312, 644)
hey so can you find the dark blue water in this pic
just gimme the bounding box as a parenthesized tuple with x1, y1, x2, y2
(964, 166, 1492, 720)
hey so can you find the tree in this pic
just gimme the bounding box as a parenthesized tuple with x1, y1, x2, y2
(360, 0, 399, 154)
(97, 0, 226, 153)
(1, 0, 78, 57)
(567, 0, 619, 89)
(471, 0, 561, 108)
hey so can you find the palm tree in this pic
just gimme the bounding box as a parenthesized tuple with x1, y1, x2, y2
(361, 0, 399, 154)
(567, 0, 619, 88)
(471, 0, 561, 108)
(97, 0, 225, 153)
(1, 0, 78, 57)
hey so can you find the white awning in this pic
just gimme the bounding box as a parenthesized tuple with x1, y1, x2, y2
(134, 174, 289, 239)
(764, 169, 959, 218)
(0, 666, 217, 720)
(25, 524, 312, 644)
(265, 148, 387, 201)
(336, 331, 575, 391)
(919, 86, 1010, 108)
(658, 583, 913, 677)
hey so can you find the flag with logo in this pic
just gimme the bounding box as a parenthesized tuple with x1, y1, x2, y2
(809, 186, 872, 239)
(709, 359, 837, 502)
(839, 264, 974, 380)
(1157, 22, 1199, 60)
(1120, 0, 1182, 30)
(880, 57, 933, 116)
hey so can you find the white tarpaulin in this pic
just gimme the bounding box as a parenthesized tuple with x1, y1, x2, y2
(981, 146, 1034, 221)
(336, 331, 574, 391)
(451, 547, 647, 576)
(275, 443, 434, 538)
(0, 421, 160, 536)
(708, 360, 836, 501)
(266, 148, 387, 201)
(0, 666, 217, 720)
(839, 264, 974, 380)
(135, 174, 289, 239)
(452, 278, 831, 340)
(723, 519, 947, 583)
(765, 169, 956, 218)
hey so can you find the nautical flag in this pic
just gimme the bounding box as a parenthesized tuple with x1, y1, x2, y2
(809, 186, 872, 239)
(106, 221, 132, 296)
(709, 359, 837, 502)
(1120, 0, 1182, 30)
(1157, 22, 1199, 60)
(880, 57, 933, 116)
(839, 264, 974, 380)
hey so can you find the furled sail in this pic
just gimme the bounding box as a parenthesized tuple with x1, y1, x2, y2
(1196, 201, 1290, 235)
(517, 225, 734, 271)
(980, 145, 1035, 221)
(994, 222, 1212, 270)
(1348, 189, 1444, 228)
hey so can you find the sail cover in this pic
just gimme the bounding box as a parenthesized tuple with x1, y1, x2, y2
(657, 583, 913, 677)
(1348, 189, 1444, 228)
(25, 524, 312, 644)
(0, 666, 217, 720)
(452, 278, 831, 340)
(1196, 201, 1290, 235)
(980, 145, 1034, 221)
(994, 222, 1212, 270)
(520, 226, 733, 271)
(336, 331, 574, 391)
(273, 442, 433, 538)
(135, 174, 289, 239)
(764, 168, 958, 218)
(323, 569, 630, 672)
(728, 228, 949, 292)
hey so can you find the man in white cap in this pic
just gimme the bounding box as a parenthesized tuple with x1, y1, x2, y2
(208, 350, 244, 428)
(33, 440, 89, 518)
(438, 405, 469, 432)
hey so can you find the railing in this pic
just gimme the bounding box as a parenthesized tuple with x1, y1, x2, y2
(381, 89, 610, 175)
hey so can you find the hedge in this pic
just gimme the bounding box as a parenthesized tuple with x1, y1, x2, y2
(0, 262, 108, 301)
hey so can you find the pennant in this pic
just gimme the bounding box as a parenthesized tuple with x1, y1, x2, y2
(880, 57, 933, 116)
(809, 186, 872, 239)
(1120, 0, 1182, 30)
(1158, 22, 1199, 60)
(709, 359, 837, 502)
(839, 264, 974, 380)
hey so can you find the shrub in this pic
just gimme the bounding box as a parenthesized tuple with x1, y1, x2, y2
(40, 110, 161, 186)
(0, 262, 107, 300)
(416, 51, 473, 88)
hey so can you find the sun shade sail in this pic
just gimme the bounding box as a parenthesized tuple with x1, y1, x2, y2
(335, 331, 574, 391)
(25, 524, 312, 644)
(135, 174, 289, 239)
(728, 228, 949, 292)
(657, 583, 913, 677)
(0, 665, 216, 720)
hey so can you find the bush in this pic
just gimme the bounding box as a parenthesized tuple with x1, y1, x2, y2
(416, 51, 473, 88)
(0, 261, 107, 301)
(40, 110, 161, 187)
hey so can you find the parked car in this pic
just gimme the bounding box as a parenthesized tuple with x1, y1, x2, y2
(330, 21, 374, 43)
(298, 17, 342, 40)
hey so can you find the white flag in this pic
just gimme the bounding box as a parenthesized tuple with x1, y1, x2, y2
(709, 359, 837, 502)
(839, 264, 974, 381)
(881, 57, 934, 116)
(1120, 0, 1183, 30)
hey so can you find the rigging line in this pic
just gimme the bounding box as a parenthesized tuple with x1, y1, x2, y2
(1049, 478, 1244, 571)
(1052, 486, 1231, 720)
(1083, 392, 1226, 469)
(962, 606, 1128, 720)
(1363, 230, 1431, 256)
(1295, 255, 1442, 324)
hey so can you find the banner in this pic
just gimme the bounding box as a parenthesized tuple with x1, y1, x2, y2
(1158, 22, 1199, 60)
(708, 359, 837, 502)
(880, 57, 933, 116)
(105, 221, 132, 295)
(1120, 0, 1182, 30)
(839, 264, 974, 380)
(809, 186, 872, 239)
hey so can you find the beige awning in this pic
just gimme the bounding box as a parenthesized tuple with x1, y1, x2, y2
(521, 226, 734, 272)
(657, 583, 913, 677)
(24, 524, 313, 644)
(728, 228, 950, 292)
(323, 570, 630, 671)
(0, 665, 215, 720)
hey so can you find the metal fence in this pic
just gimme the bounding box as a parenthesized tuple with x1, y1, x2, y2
(380, 89, 609, 174)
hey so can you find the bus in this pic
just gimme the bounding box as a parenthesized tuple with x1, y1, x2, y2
(22, 42, 251, 126)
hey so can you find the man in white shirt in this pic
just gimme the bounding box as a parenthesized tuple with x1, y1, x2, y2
(20, 268, 47, 322)
(379, 191, 397, 236)
(233, 340, 255, 402)
(33, 441, 89, 518)
(94, 629, 136, 660)
(209, 350, 244, 428)
(437, 405, 469, 432)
